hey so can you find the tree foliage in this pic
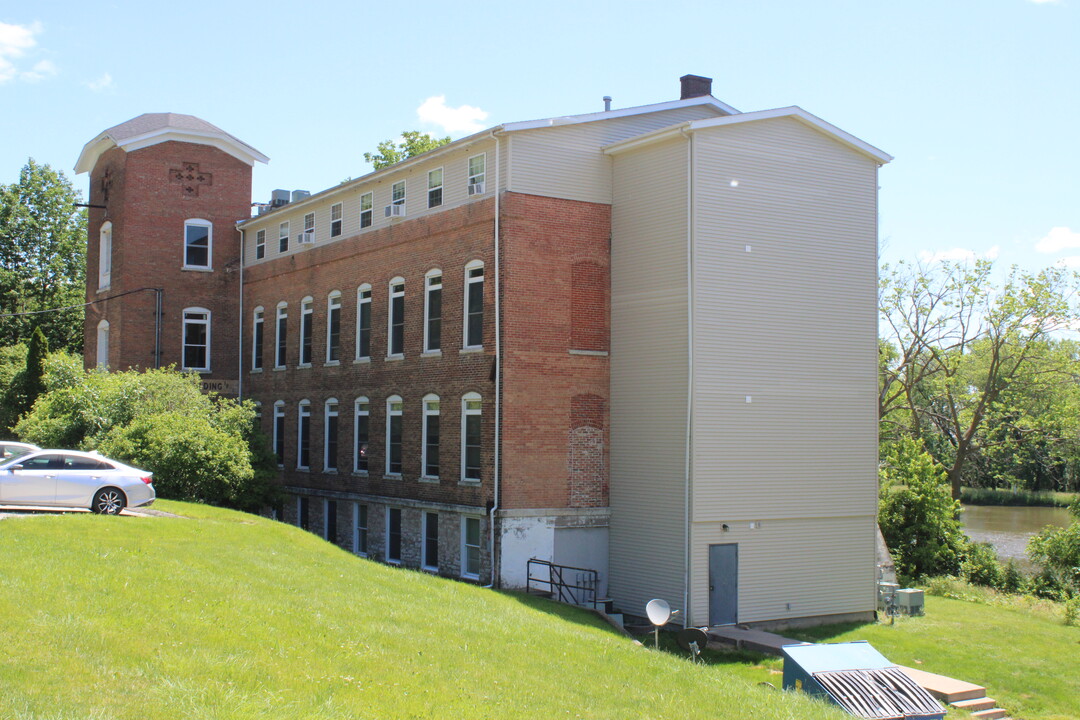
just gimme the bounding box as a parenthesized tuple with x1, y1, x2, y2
(363, 131, 451, 170)
(0, 159, 87, 352)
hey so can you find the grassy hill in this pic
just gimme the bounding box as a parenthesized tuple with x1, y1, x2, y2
(0, 502, 845, 720)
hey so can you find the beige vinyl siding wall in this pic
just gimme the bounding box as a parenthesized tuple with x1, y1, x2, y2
(510, 106, 721, 205)
(241, 139, 496, 265)
(687, 117, 880, 624)
(608, 135, 690, 619)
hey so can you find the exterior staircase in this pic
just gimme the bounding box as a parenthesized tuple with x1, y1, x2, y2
(899, 666, 1010, 720)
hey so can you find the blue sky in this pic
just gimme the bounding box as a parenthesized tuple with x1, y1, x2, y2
(1, 0, 1077, 270)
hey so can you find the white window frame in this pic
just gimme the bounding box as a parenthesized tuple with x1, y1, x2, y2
(360, 192, 373, 229)
(279, 221, 290, 253)
(424, 269, 442, 353)
(324, 398, 339, 472)
(461, 516, 481, 579)
(255, 229, 266, 260)
(387, 278, 405, 358)
(356, 284, 372, 360)
(98, 221, 112, 290)
(422, 394, 440, 479)
(273, 400, 286, 467)
(183, 218, 213, 270)
(330, 202, 343, 237)
(354, 503, 368, 556)
(461, 392, 482, 482)
(96, 319, 109, 368)
(275, 301, 288, 369)
(468, 154, 486, 193)
(181, 307, 211, 372)
(326, 291, 342, 364)
(391, 180, 406, 206)
(353, 397, 370, 474)
(464, 260, 484, 349)
(386, 507, 402, 564)
(299, 296, 314, 367)
(252, 306, 264, 371)
(423, 511, 439, 571)
(302, 212, 315, 244)
(427, 167, 443, 209)
(385, 394, 403, 476)
(297, 399, 311, 470)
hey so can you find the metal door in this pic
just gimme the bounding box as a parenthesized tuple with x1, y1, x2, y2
(709, 543, 738, 626)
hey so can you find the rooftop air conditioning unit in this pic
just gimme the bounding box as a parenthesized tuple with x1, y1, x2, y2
(468, 181, 485, 196)
(297, 230, 315, 245)
(385, 204, 405, 218)
(270, 189, 291, 208)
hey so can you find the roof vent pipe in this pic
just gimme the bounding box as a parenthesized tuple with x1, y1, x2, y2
(603, 96, 612, 112)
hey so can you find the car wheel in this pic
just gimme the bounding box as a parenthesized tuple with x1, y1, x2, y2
(91, 487, 126, 515)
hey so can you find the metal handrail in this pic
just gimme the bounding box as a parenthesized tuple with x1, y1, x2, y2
(526, 558, 599, 609)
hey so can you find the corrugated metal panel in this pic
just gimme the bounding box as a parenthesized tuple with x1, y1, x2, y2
(242, 139, 497, 266)
(689, 516, 878, 625)
(608, 135, 689, 618)
(511, 106, 720, 205)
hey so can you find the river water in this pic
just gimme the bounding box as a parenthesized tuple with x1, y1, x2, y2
(960, 504, 1073, 569)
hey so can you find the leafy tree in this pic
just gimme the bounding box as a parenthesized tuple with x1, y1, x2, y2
(363, 131, 451, 170)
(879, 436, 968, 582)
(0, 342, 27, 433)
(0, 159, 87, 352)
(1028, 521, 1080, 597)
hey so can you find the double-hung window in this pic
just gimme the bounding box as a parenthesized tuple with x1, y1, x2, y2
(325, 499, 337, 542)
(278, 221, 290, 253)
(422, 394, 440, 479)
(299, 297, 313, 366)
(184, 219, 212, 269)
(326, 291, 341, 363)
(354, 397, 369, 473)
(182, 308, 210, 371)
(324, 399, 338, 472)
(273, 401, 285, 466)
(468, 154, 486, 194)
(275, 302, 288, 368)
(302, 212, 315, 244)
(428, 168, 443, 208)
(255, 229, 266, 260)
(360, 192, 373, 229)
(356, 284, 372, 360)
(386, 395, 403, 476)
(388, 278, 405, 357)
(464, 261, 484, 348)
(462, 516, 481, 579)
(252, 307, 264, 371)
(424, 271, 442, 352)
(386, 508, 402, 563)
(462, 393, 482, 481)
(330, 202, 343, 237)
(423, 512, 439, 570)
(297, 400, 311, 470)
(354, 503, 368, 555)
(99, 222, 112, 290)
(392, 181, 406, 208)
(96, 320, 109, 368)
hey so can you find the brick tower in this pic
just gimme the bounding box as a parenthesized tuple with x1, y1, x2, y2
(75, 113, 267, 392)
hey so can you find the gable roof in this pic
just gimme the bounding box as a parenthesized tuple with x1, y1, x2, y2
(503, 95, 738, 132)
(75, 113, 268, 174)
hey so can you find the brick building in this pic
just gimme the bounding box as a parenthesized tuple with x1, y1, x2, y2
(76, 76, 892, 627)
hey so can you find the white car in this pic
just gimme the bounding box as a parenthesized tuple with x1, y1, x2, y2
(0, 441, 40, 461)
(0, 450, 155, 514)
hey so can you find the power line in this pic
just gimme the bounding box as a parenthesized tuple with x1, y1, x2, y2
(0, 287, 163, 319)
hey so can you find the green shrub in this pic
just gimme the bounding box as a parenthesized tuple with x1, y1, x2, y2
(1000, 559, 1026, 594)
(962, 542, 1004, 589)
(1028, 521, 1080, 596)
(1065, 596, 1080, 627)
(1027, 566, 1069, 601)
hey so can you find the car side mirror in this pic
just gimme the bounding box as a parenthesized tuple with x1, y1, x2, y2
(9, 464, 23, 471)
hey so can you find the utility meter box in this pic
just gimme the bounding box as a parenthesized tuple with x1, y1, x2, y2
(896, 588, 925, 616)
(877, 582, 899, 611)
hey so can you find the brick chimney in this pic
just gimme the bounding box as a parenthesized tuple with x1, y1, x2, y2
(680, 74, 713, 100)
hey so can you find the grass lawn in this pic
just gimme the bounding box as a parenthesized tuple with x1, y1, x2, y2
(673, 593, 1080, 720)
(0, 501, 847, 720)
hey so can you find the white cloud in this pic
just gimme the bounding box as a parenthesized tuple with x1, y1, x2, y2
(917, 246, 1000, 264)
(1055, 256, 1080, 268)
(417, 95, 489, 135)
(1034, 226, 1080, 253)
(21, 59, 56, 82)
(0, 21, 43, 84)
(86, 72, 113, 92)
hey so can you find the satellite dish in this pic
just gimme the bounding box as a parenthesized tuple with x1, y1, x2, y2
(646, 598, 672, 627)
(676, 627, 710, 658)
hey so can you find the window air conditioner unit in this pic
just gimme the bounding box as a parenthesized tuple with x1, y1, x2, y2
(468, 181, 485, 196)
(385, 204, 406, 218)
(297, 230, 315, 245)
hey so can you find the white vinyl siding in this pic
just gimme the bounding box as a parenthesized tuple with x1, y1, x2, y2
(607, 135, 690, 619)
(510, 105, 722, 204)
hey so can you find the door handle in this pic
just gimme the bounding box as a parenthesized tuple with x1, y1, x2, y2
(710, 585, 715, 591)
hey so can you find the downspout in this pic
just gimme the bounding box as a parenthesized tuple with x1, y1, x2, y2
(679, 125, 694, 624)
(237, 225, 245, 400)
(486, 128, 502, 588)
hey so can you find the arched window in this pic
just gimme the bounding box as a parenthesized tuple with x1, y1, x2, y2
(297, 400, 311, 470)
(324, 398, 339, 472)
(388, 278, 405, 357)
(463, 260, 484, 349)
(424, 269, 442, 353)
(422, 394, 440, 478)
(299, 296, 314, 366)
(273, 401, 286, 467)
(98, 222, 112, 290)
(181, 307, 210, 372)
(275, 302, 288, 368)
(386, 395, 403, 475)
(326, 291, 342, 364)
(96, 319, 109, 368)
(354, 397, 370, 473)
(252, 306, 264, 371)
(183, 218, 212, 269)
(461, 392, 482, 481)
(356, 284, 372, 360)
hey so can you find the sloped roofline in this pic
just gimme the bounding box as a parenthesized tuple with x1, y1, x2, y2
(602, 106, 893, 164)
(503, 95, 738, 131)
(75, 119, 269, 175)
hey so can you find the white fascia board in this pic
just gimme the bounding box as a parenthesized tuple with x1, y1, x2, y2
(119, 128, 270, 166)
(603, 106, 893, 164)
(238, 125, 504, 229)
(74, 135, 116, 174)
(502, 96, 738, 132)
